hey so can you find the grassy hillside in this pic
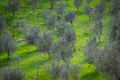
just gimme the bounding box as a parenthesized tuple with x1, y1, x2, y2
(0, 0, 110, 80)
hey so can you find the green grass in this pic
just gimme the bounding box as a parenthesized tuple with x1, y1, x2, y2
(0, 0, 109, 80)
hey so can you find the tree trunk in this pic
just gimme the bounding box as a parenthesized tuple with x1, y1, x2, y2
(13, 11, 15, 16)
(36, 64, 39, 75)
(89, 15, 91, 20)
(115, 73, 120, 80)
(48, 51, 51, 59)
(98, 36, 101, 43)
(50, 3, 53, 10)
(18, 61, 20, 69)
(73, 44, 76, 51)
(7, 51, 10, 60)
(70, 21, 73, 26)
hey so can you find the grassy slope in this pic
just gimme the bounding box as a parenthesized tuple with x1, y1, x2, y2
(0, 0, 108, 80)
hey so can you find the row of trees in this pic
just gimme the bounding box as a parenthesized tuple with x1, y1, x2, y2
(0, 32, 16, 59)
(6, 0, 85, 16)
(85, 0, 120, 80)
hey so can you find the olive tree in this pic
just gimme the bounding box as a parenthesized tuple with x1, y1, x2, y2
(48, 61, 62, 80)
(8, 0, 19, 16)
(15, 19, 26, 28)
(39, 9, 50, 26)
(0, 39, 3, 53)
(92, 20, 103, 43)
(109, 17, 120, 41)
(109, 0, 120, 15)
(22, 27, 40, 44)
(64, 11, 75, 25)
(74, 0, 82, 9)
(35, 37, 44, 52)
(48, 61, 80, 80)
(1, 32, 16, 59)
(40, 9, 50, 20)
(60, 66, 69, 80)
(91, 2, 106, 22)
(35, 31, 54, 59)
(86, 0, 93, 4)
(95, 2, 106, 14)
(84, 5, 92, 19)
(53, 37, 73, 63)
(55, 3, 65, 16)
(42, 31, 54, 59)
(29, 0, 39, 9)
(70, 64, 80, 80)
(85, 2, 120, 79)
(46, 14, 57, 31)
(0, 16, 6, 30)
(85, 36, 98, 64)
(55, 19, 66, 37)
(94, 3, 120, 79)
(3, 69, 24, 80)
(64, 27, 76, 50)
(95, 45, 120, 80)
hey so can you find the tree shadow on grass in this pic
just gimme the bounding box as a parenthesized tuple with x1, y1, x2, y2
(20, 51, 37, 60)
(81, 71, 104, 80)
(21, 57, 51, 71)
(0, 59, 11, 69)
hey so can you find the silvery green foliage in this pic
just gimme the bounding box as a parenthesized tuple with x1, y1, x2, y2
(64, 27, 76, 46)
(0, 39, 3, 53)
(56, 3, 65, 16)
(60, 66, 69, 80)
(84, 5, 92, 18)
(109, 17, 120, 41)
(48, 62, 80, 80)
(35, 31, 55, 59)
(95, 2, 106, 14)
(85, 36, 98, 64)
(95, 44, 120, 80)
(70, 64, 80, 80)
(87, 10, 120, 80)
(46, 14, 57, 30)
(1, 32, 16, 59)
(0, 16, 6, 30)
(64, 11, 75, 24)
(8, 0, 19, 16)
(48, 61, 62, 80)
(91, 8, 102, 22)
(40, 9, 50, 20)
(92, 20, 103, 42)
(3, 69, 24, 80)
(30, 0, 39, 9)
(55, 19, 66, 37)
(86, 0, 93, 4)
(15, 19, 26, 27)
(43, 31, 54, 59)
(91, 2, 106, 22)
(109, 0, 120, 15)
(53, 37, 72, 63)
(35, 36, 44, 51)
(74, 0, 82, 9)
(117, 32, 120, 43)
(50, 0, 56, 9)
(23, 27, 40, 44)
